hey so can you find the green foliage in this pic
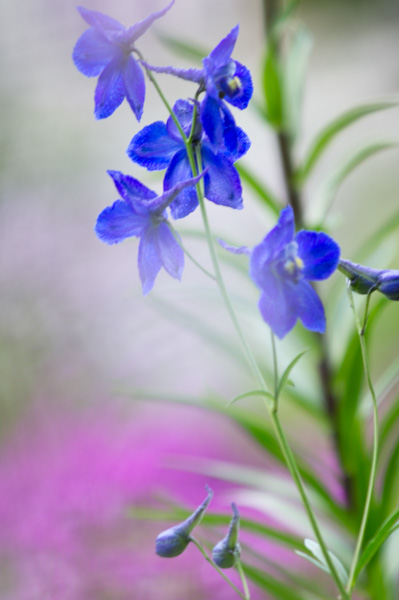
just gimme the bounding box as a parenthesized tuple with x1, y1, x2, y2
(296, 102, 398, 184)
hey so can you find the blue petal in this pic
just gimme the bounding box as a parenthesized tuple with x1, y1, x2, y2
(202, 147, 243, 209)
(138, 226, 162, 295)
(127, 122, 181, 170)
(249, 207, 295, 289)
(296, 230, 340, 280)
(224, 61, 253, 110)
(72, 28, 118, 77)
(167, 99, 195, 140)
(107, 171, 156, 214)
(208, 26, 239, 67)
(258, 275, 297, 339)
(229, 126, 251, 161)
(220, 104, 238, 153)
(141, 62, 203, 84)
(295, 280, 326, 333)
(123, 55, 145, 121)
(156, 222, 184, 280)
(94, 56, 125, 119)
(164, 150, 198, 219)
(95, 199, 147, 244)
(120, 0, 175, 44)
(77, 7, 124, 33)
(200, 95, 224, 149)
(218, 239, 251, 255)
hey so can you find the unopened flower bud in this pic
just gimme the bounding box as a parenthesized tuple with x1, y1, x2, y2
(339, 259, 399, 300)
(155, 485, 213, 558)
(212, 502, 241, 569)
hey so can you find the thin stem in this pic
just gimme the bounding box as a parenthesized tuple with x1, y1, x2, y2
(190, 537, 247, 600)
(191, 146, 267, 391)
(271, 412, 350, 599)
(167, 222, 216, 281)
(236, 559, 251, 600)
(270, 330, 279, 402)
(345, 285, 379, 593)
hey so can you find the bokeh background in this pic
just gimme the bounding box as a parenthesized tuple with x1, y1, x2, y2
(1, 0, 399, 597)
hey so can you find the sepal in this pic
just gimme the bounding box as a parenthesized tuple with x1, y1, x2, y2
(212, 502, 241, 568)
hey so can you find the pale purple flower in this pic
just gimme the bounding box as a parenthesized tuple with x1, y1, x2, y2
(95, 169, 204, 294)
(72, 1, 174, 119)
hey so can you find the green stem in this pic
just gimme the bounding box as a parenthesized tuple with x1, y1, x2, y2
(190, 537, 247, 600)
(236, 559, 251, 600)
(167, 222, 216, 281)
(146, 69, 348, 599)
(345, 285, 379, 593)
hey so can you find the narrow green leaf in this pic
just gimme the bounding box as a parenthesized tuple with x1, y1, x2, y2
(314, 141, 397, 225)
(155, 32, 207, 63)
(354, 510, 399, 581)
(303, 539, 348, 586)
(236, 163, 281, 216)
(263, 46, 283, 128)
(277, 350, 308, 400)
(297, 101, 398, 183)
(243, 562, 308, 600)
(227, 389, 275, 407)
(283, 26, 312, 140)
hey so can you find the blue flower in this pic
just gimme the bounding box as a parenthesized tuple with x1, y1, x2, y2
(72, 1, 174, 120)
(142, 26, 253, 151)
(127, 99, 250, 219)
(221, 206, 340, 339)
(95, 169, 204, 295)
(212, 503, 241, 569)
(339, 259, 399, 300)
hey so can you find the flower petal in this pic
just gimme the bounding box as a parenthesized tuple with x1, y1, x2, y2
(201, 147, 243, 209)
(218, 239, 251, 255)
(107, 171, 156, 214)
(141, 61, 203, 84)
(224, 61, 253, 110)
(167, 99, 196, 140)
(200, 95, 224, 149)
(123, 55, 145, 121)
(72, 28, 118, 77)
(94, 57, 125, 119)
(295, 280, 326, 333)
(296, 230, 340, 280)
(95, 199, 147, 244)
(258, 275, 297, 339)
(156, 222, 184, 280)
(121, 0, 175, 43)
(164, 150, 198, 219)
(138, 227, 163, 295)
(76, 7, 124, 32)
(208, 25, 239, 66)
(127, 122, 182, 170)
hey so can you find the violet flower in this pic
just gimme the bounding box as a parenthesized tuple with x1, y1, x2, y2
(95, 169, 204, 294)
(72, 1, 174, 120)
(127, 99, 249, 219)
(143, 26, 253, 151)
(221, 206, 340, 339)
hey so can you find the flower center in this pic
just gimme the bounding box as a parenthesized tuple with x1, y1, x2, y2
(218, 76, 242, 100)
(277, 241, 304, 283)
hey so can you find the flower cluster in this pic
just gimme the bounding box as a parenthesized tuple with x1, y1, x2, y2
(73, 2, 253, 294)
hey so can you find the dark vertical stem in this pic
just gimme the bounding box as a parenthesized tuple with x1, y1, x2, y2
(277, 131, 303, 228)
(262, 0, 354, 510)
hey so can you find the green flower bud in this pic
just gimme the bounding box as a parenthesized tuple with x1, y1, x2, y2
(155, 485, 213, 558)
(212, 502, 241, 568)
(338, 258, 399, 300)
